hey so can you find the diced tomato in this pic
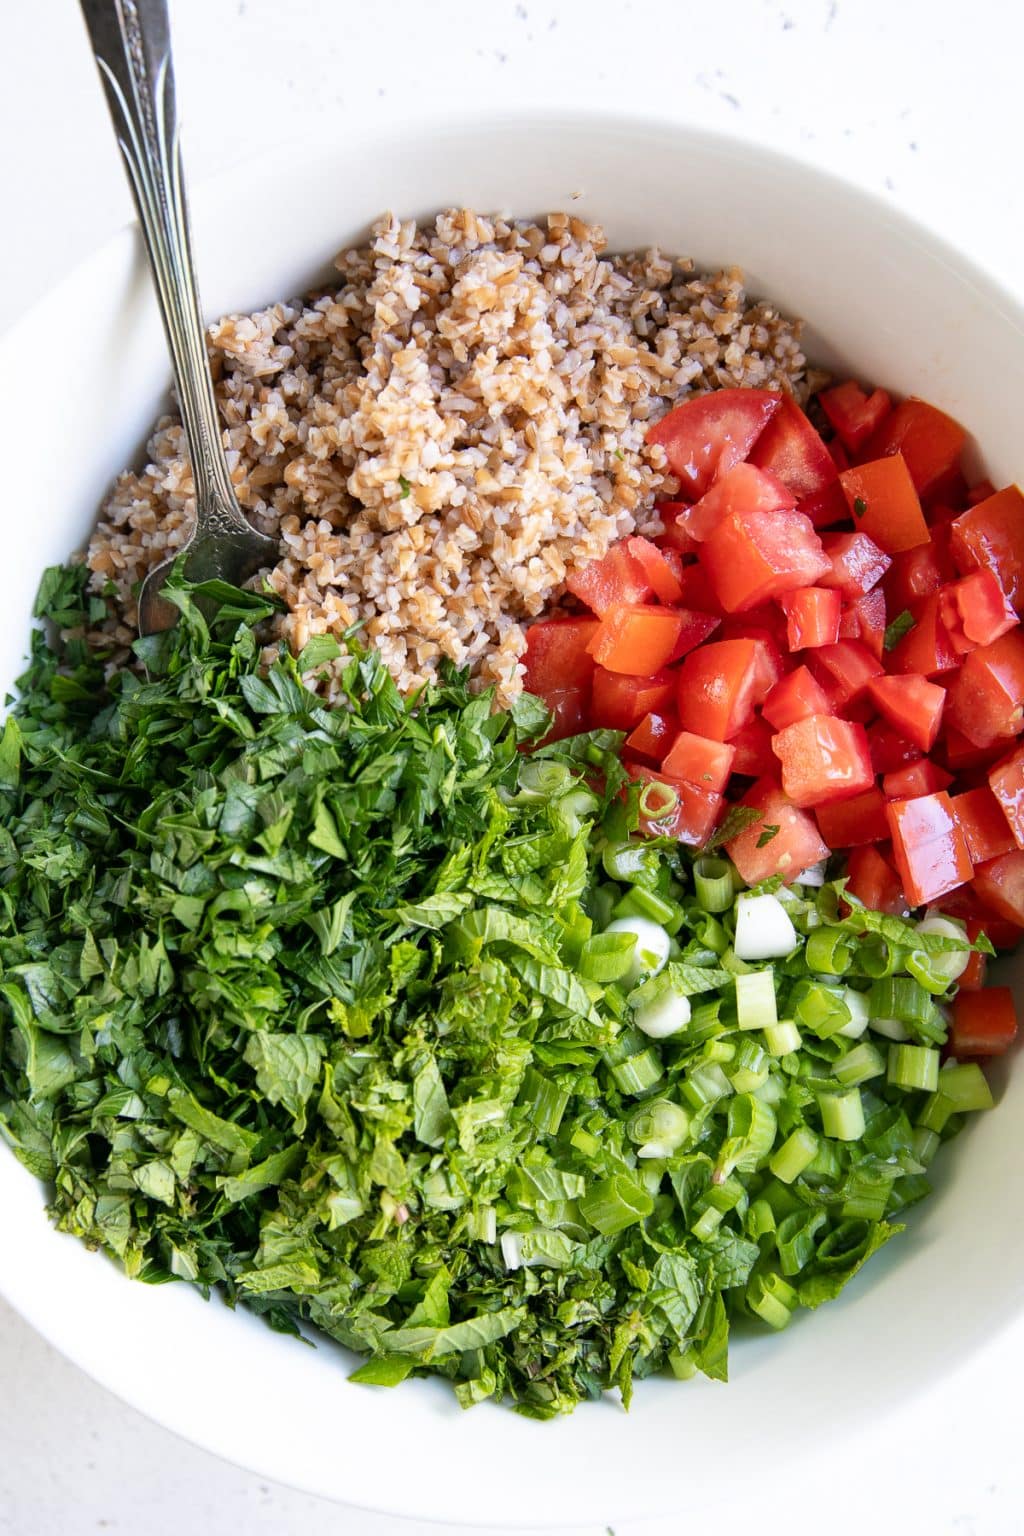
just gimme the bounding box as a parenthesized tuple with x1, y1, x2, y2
(810, 641, 884, 708)
(840, 455, 929, 553)
(941, 727, 1008, 775)
(627, 762, 724, 847)
(676, 562, 722, 614)
(946, 630, 1024, 747)
(523, 616, 599, 699)
(656, 502, 700, 556)
(971, 850, 1024, 927)
(863, 397, 967, 504)
(938, 569, 1018, 654)
(665, 609, 722, 663)
(588, 604, 687, 675)
(867, 674, 945, 753)
(715, 619, 785, 703)
(819, 531, 891, 598)
(951, 785, 1018, 864)
(950, 487, 1024, 615)
(724, 776, 830, 885)
(881, 759, 953, 800)
(539, 689, 589, 744)
(624, 711, 678, 763)
(966, 480, 997, 508)
(988, 742, 1024, 848)
(662, 729, 736, 792)
(646, 388, 782, 499)
(625, 536, 685, 604)
(591, 667, 674, 730)
(770, 713, 874, 808)
(843, 844, 908, 916)
(779, 587, 842, 650)
(748, 394, 840, 507)
(818, 380, 893, 453)
(886, 792, 972, 906)
(827, 437, 851, 471)
(763, 666, 832, 731)
(681, 463, 795, 541)
(884, 540, 956, 613)
(661, 547, 686, 583)
(699, 508, 830, 613)
(956, 930, 988, 991)
(729, 715, 777, 777)
(566, 544, 652, 616)
(814, 787, 890, 848)
(949, 988, 1018, 1058)
(838, 590, 887, 659)
(675, 638, 763, 741)
(886, 593, 958, 678)
(868, 720, 922, 775)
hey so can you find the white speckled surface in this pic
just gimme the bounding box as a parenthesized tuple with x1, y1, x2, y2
(2, 1, 1023, 1532)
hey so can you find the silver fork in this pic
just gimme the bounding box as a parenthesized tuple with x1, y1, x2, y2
(80, 0, 278, 634)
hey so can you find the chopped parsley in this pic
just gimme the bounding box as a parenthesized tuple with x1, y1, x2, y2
(883, 609, 915, 650)
(852, 496, 868, 519)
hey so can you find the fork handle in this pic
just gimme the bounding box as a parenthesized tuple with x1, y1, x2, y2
(79, 0, 246, 529)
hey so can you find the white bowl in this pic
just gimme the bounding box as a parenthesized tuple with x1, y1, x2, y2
(1, 110, 1022, 1528)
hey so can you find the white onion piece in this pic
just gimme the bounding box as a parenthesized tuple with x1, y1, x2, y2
(604, 916, 671, 986)
(796, 861, 828, 887)
(836, 988, 871, 1039)
(870, 1016, 910, 1041)
(634, 990, 692, 1039)
(915, 915, 970, 981)
(733, 893, 798, 960)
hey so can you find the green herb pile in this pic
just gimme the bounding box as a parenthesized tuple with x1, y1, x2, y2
(0, 568, 993, 1416)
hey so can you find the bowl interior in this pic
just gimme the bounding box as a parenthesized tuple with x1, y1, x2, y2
(1, 110, 1022, 1528)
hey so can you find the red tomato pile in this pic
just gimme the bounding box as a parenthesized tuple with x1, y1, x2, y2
(523, 382, 1024, 1054)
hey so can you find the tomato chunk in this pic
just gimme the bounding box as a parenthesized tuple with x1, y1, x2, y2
(810, 641, 884, 708)
(646, 388, 782, 499)
(886, 792, 972, 906)
(729, 715, 777, 777)
(539, 689, 588, 744)
(938, 569, 1018, 654)
(748, 394, 840, 504)
(863, 397, 967, 503)
(814, 787, 890, 848)
(779, 587, 842, 650)
(886, 593, 958, 678)
(843, 844, 908, 916)
(950, 488, 1024, 615)
(945, 630, 1024, 747)
(941, 727, 1007, 775)
(675, 638, 763, 741)
(949, 988, 1018, 1059)
(972, 850, 1024, 927)
(656, 502, 700, 556)
(866, 674, 945, 753)
(763, 666, 832, 731)
(881, 759, 953, 800)
(820, 531, 891, 598)
(840, 455, 929, 553)
(724, 777, 829, 885)
(625, 536, 685, 604)
(868, 720, 921, 775)
(682, 463, 795, 541)
(819, 380, 892, 453)
(661, 730, 736, 792)
(567, 544, 652, 616)
(771, 714, 874, 808)
(624, 711, 677, 763)
(524, 616, 599, 699)
(699, 508, 830, 613)
(951, 785, 1018, 864)
(666, 609, 722, 663)
(591, 668, 674, 729)
(627, 763, 724, 847)
(988, 742, 1024, 848)
(838, 590, 887, 659)
(588, 604, 686, 675)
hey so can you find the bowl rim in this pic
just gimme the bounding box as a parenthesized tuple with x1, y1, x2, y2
(2, 101, 1023, 1526)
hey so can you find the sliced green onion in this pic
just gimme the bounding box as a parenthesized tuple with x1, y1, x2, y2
(776, 1209, 827, 1276)
(706, 1174, 746, 1214)
(887, 1043, 940, 1094)
(736, 969, 778, 1031)
(869, 1015, 910, 1042)
(906, 949, 955, 995)
(841, 1167, 895, 1221)
(633, 988, 692, 1040)
(610, 1049, 664, 1096)
(612, 886, 677, 927)
(915, 914, 970, 981)
(517, 759, 572, 800)
(693, 856, 734, 913)
(638, 779, 679, 821)
(602, 839, 660, 885)
(682, 1061, 733, 1109)
(468, 1205, 497, 1243)
(715, 1093, 778, 1179)
(692, 1204, 724, 1241)
(703, 1038, 737, 1066)
(554, 786, 601, 837)
(836, 987, 871, 1040)
(858, 935, 906, 978)
(936, 1061, 994, 1112)
(833, 1039, 885, 1086)
(792, 980, 851, 1039)
(733, 892, 798, 960)
(588, 882, 619, 931)
(579, 1174, 654, 1236)
(519, 1066, 570, 1134)
(603, 916, 671, 985)
(805, 927, 853, 975)
(628, 1098, 691, 1156)
(818, 1088, 866, 1141)
(911, 1126, 941, 1166)
(687, 999, 725, 1042)
(569, 1125, 601, 1158)
(747, 1270, 799, 1330)
(753, 1072, 786, 1105)
(916, 1091, 954, 1134)
(728, 1037, 770, 1094)
(747, 1198, 777, 1240)
(769, 1125, 819, 1184)
(579, 931, 637, 983)
(763, 1018, 802, 1056)
(694, 914, 729, 955)
(868, 976, 935, 1028)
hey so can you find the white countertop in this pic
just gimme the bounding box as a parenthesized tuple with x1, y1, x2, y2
(2, 1, 1023, 1532)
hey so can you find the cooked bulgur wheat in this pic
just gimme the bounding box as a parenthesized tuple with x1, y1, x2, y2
(87, 210, 813, 704)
